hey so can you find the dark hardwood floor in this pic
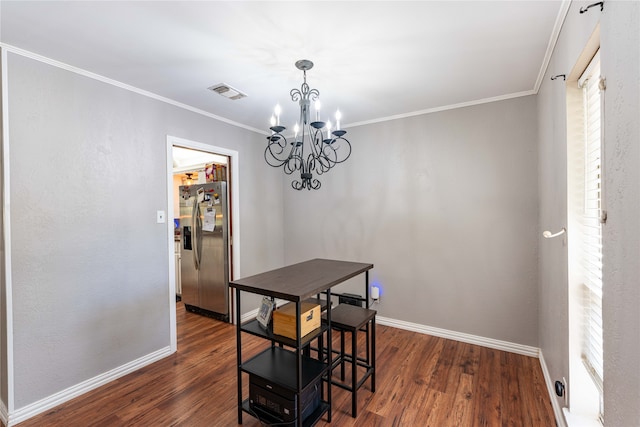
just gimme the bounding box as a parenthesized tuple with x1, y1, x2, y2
(15, 302, 555, 426)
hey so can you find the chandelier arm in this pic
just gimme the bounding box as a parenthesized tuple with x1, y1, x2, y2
(305, 154, 315, 176)
(290, 88, 302, 102)
(318, 145, 338, 168)
(308, 129, 340, 175)
(334, 138, 352, 164)
(313, 150, 333, 175)
(264, 148, 289, 167)
(310, 142, 329, 175)
(283, 152, 303, 174)
(308, 178, 321, 190)
(307, 88, 319, 103)
(266, 134, 288, 153)
(324, 137, 352, 164)
(291, 175, 321, 191)
(296, 138, 305, 170)
(264, 134, 294, 167)
(283, 162, 295, 175)
(319, 161, 333, 175)
(308, 128, 324, 157)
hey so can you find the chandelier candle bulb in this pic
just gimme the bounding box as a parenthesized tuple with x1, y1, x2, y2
(335, 110, 341, 130)
(274, 104, 281, 126)
(269, 115, 276, 135)
(315, 100, 321, 121)
(326, 120, 332, 141)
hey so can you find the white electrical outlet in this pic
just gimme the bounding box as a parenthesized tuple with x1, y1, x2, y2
(157, 210, 166, 223)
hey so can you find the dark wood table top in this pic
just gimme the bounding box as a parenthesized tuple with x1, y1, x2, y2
(229, 258, 373, 301)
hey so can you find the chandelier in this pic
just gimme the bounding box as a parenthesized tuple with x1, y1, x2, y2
(265, 60, 352, 190)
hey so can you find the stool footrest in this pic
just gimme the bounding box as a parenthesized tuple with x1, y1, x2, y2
(340, 354, 371, 367)
(330, 369, 374, 392)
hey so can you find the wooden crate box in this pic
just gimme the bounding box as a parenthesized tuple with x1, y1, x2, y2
(272, 302, 321, 339)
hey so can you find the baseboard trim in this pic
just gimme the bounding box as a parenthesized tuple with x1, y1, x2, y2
(0, 399, 8, 427)
(376, 315, 540, 357)
(8, 346, 173, 426)
(240, 299, 289, 324)
(241, 307, 259, 323)
(538, 350, 568, 427)
(242, 307, 540, 357)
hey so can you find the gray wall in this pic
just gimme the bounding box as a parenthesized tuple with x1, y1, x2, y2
(537, 1, 640, 425)
(3, 2, 639, 422)
(284, 95, 540, 346)
(536, 0, 599, 417)
(5, 52, 284, 409)
(600, 2, 640, 425)
(0, 47, 7, 410)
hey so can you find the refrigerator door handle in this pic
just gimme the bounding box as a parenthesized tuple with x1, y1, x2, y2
(196, 203, 203, 267)
(192, 198, 200, 271)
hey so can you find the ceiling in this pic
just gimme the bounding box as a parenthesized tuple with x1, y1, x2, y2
(173, 146, 228, 172)
(0, 1, 566, 134)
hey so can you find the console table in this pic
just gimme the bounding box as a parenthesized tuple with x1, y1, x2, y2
(230, 258, 373, 426)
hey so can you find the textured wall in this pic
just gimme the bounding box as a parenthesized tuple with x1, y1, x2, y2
(537, 47, 569, 415)
(537, 1, 640, 425)
(6, 52, 284, 410)
(0, 47, 7, 412)
(284, 96, 540, 346)
(600, 1, 640, 425)
(536, 0, 600, 418)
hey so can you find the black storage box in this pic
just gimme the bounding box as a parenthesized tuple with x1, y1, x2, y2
(249, 374, 320, 423)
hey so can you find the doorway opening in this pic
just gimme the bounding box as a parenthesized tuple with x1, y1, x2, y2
(166, 136, 240, 352)
(172, 146, 230, 305)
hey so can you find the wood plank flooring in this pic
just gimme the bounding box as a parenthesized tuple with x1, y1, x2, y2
(15, 302, 555, 426)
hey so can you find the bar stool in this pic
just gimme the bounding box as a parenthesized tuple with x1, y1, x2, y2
(328, 303, 376, 418)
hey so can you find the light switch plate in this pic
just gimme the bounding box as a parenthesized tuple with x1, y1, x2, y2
(157, 210, 166, 223)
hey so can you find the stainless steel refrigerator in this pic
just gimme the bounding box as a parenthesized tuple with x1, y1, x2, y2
(179, 181, 229, 321)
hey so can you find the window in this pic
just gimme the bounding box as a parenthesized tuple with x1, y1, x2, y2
(567, 45, 604, 425)
(578, 50, 604, 417)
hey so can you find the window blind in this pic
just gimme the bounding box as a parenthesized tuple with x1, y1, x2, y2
(579, 51, 604, 394)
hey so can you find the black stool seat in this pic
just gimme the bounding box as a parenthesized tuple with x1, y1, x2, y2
(330, 303, 376, 331)
(327, 303, 376, 418)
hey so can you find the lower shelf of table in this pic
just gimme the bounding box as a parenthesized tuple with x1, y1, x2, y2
(241, 399, 329, 427)
(241, 346, 328, 391)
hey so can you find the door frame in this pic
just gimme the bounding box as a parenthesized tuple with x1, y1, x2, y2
(165, 135, 241, 352)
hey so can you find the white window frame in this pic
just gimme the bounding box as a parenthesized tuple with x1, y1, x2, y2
(578, 51, 603, 401)
(567, 46, 605, 426)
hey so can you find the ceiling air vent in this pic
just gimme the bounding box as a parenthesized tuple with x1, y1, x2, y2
(208, 83, 247, 100)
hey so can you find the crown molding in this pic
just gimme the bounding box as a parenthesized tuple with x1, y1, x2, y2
(534, 0, 572, 93)
(0, 43, 267, 136)
(345, 90, 536, 129)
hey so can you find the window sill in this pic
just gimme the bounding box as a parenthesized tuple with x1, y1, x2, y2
(563, 408, 602, 427)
